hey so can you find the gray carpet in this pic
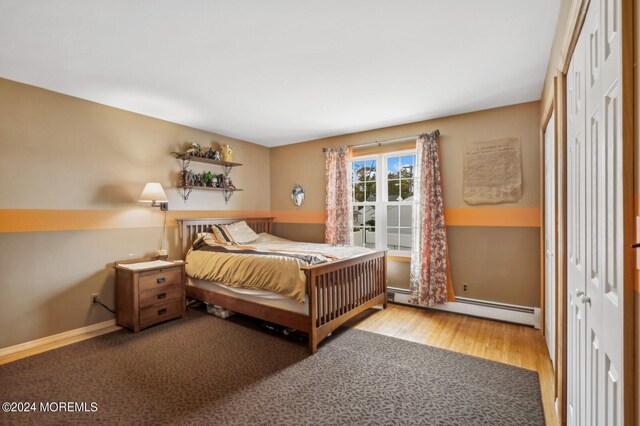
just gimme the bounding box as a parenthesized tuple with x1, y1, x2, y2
(1, 309, 544, 425)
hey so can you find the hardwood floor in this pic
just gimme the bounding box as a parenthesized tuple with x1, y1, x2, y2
(345, 303, 558, 426)
(0, 325, 121, 366)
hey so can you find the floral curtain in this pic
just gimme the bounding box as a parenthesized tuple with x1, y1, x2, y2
(325, 146, 353, 245)
(409, 131, 454, 306)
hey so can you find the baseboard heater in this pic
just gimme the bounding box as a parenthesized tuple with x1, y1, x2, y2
(387, 287, 537, 327)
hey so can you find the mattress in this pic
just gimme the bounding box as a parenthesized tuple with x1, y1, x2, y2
(186, 232, 371, 303)
(187, 277, 309, 315)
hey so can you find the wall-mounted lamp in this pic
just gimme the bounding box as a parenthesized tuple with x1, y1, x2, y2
(139, 182, 169, 211)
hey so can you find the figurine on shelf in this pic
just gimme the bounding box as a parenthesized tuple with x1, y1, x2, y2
(186, 143, 202, 158)
(211, 175, 219, 188)
(192, 173, 203, 187)
(217, 174, 226, 188)
(227, 180, 236, 190)
(213, 150, 221, 161)
(220, 144, 233, 162)
(204, 148, 216, 159)
(204, 171, 214, 187)
(182, 170, 194, 187)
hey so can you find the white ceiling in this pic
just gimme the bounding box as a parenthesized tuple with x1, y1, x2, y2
(0, 0, 559, 147)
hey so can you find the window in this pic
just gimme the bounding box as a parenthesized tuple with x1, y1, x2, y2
(351, 150, 416, 255)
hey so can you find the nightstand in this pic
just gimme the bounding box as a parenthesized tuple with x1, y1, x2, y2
(114, 259, 186, 332)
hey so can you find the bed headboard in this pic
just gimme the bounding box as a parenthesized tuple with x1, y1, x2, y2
(176, 217, 275, 259)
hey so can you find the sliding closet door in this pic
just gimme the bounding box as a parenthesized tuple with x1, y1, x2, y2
(566, 25, 587, 425)
(566, 0, 624, 424)
(584, 3, 606, 424)
(544, 112, 556, 369)
(591, 0, 624, 422)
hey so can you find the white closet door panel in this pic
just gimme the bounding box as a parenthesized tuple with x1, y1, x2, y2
(544, 112, 557, 368)
(584, 3, 605, 425)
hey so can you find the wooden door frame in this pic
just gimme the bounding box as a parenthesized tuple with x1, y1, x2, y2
(543, 0, 635, 423)
(620, 0, 635, 423)
(540, 94, 556, 349)
(540, 84, 559, 421)
(555, 71, 569, 426)
(540, 90, 556, 345)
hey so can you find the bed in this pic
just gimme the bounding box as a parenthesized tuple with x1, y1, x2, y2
(177, 217, 387, 353)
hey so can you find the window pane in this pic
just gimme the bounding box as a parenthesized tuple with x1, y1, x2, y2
(364, 181, 376, 202)
(387, 157, 400, 179)
(352, 161, 365, 183)
(387, 227, 399, 250)
(364, 206, 375, 227)
(352, 226, 364, 247)
(387, 179, 400, 201)
(387, 205, 399, 227)
(400, 179, 414, 200)
(353, 206, 363, 226)
(354, 183, 365, 202)
(400, 155, 416, 178)
(365, 160, 377, 182)
(352, 206, 375, 249)
(400, 205, 413, 227)
(364, 226, 376, 249)
(398, 228, 413, 251)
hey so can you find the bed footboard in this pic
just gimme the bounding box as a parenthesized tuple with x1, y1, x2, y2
(302, 250, 387, 353)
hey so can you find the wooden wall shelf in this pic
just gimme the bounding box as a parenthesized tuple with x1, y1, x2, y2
(174, 152, 243, 204)
(180, 186, 243, 192)
(175, 154, 243, 168)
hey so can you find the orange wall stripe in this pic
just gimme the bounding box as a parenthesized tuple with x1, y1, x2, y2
(0, 210, 272, 233)
(0, 207, 540, 233)
(444, 208, 541, 227)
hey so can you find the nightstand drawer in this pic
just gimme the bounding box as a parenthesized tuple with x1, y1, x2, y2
(139, 283, 182, 307)
(139, 299, 184, 329)
(139, 268, 181, 291)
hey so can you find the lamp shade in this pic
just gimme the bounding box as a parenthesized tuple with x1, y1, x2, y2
(139, 183, 168, 202)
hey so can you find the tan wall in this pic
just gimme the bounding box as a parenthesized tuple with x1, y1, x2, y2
(0, 78, 270, 211)
(270, 102, 542, 307)
(0, 78, 271, 349)
(271, 101, 541, 211)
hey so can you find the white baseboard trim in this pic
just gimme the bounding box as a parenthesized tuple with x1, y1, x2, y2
(0, 319, 120, 358)
(388, 288, 535, 326)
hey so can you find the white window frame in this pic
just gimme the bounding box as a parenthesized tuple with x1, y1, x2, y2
(351, 148, 416, 257)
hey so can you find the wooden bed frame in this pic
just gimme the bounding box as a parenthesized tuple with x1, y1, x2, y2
(177, 217, 387, 353)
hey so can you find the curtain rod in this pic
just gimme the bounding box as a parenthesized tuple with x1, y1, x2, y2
(322, 130, 439, 152)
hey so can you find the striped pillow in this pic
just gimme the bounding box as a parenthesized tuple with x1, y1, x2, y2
(210, 221, 259, 245)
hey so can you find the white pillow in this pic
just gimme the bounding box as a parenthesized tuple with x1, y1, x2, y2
(212, 221, 259, 244)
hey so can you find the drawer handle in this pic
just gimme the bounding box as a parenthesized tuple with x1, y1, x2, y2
(157, 277, 166, 284)
(157, 292, 167, 300)
(158, 308, 167, 315)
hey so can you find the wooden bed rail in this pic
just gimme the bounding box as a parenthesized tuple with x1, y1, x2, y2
(304, 250, 387, 353)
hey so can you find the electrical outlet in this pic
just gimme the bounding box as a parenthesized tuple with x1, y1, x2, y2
(463, 282, 468, 292)
(91, 293, 99, 304)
